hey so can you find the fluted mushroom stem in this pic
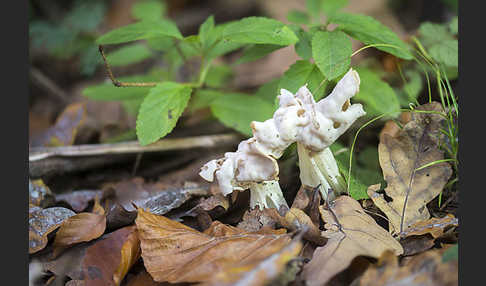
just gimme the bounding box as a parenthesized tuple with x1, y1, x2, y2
(249, 180, 289, 210)
(297, 143, 346, 202)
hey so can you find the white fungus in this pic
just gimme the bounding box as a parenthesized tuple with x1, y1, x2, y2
(199, 68, 365, 208)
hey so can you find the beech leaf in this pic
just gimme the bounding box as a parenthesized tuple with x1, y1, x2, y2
(302, 196, 403, 286)
(135, 208, 291, 283)
(367, 102, 453, 235)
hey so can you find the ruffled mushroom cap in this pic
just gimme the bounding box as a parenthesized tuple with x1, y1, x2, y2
(199, 68, 365, 195)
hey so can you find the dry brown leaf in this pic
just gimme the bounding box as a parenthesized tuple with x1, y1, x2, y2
(400, 234, 435, 256)
(291, 186, 321, 225)
(200, 235, 303, 286)
(236, 207, 280, 232)
(52, 197, 106, 257)
(135, 208, 291, 283)
(399, 214, 458, 239)
(302, 196, 403, 286)
(358, 249, 458, 286)
(56, 190, 104, 213)
(30, 102, 87, 147)
(368, 102, 452, 235)
(113, 228, 141, 285)
(198, 194, 230, 211)
(29, 206, 76, 254)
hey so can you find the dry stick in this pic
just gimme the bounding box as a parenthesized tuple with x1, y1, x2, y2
(99, 45, 157, 87)
(29, 133, 239, 161)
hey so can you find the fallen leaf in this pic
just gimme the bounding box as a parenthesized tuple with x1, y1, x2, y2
(368, 102, 453, 235)
(379, 112, 412, 141)
(56, 190, 104, 213)
(124, 270, 167, 286)
(358, 249, 458, 286)
(29, 179, 55, 208)
(236, 207, 280, 232)
(399, 214, 458, 238)
(290, 186, 322, 226)
(52, 197, 106, 257)
(113, 228, 141, 285)
(200, 235, 303, 286)
(77, 226, 138, 286)
(29, 206, 76, 254)
(135, 208, 291, 283)
(30, 102, 87, 147)
(302, 196, 403, 286)
(198, 193, 230, 212)
(400, 234, 435, 256)
(105, 203, 137, 231)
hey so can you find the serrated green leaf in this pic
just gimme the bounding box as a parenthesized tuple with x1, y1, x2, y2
(290, 26, 312, 60)
(429, 39, 458, 67)
(132, 0, 166, 21)
(354, 67, 400, 117)
(136, 82, 192, 145)
(312, 30, 352, 80)
(205, 22, 246, 60)
(106, 43, 152, 66)
(204, 65, 233, 88)
(235, 44, 283, 65)
(321, 0, 348, 17)
(188, 89, 224, 112)
(287, 10, 310, 24)
(255, 78, 281, 105)
(210, 94, 275, 136)
(97, 19, 182, 45)
(199, 15, 215, 50)
(223, 17, 298, 46)
(82, 75, 158, 101)
(278, 60, 327, 102)
(331, 13, 413, 60)
(146, 36, 176, 51)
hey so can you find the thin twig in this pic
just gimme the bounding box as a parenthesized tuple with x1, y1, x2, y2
(99, 45, 157, 87)
(29, 133, 239, 161)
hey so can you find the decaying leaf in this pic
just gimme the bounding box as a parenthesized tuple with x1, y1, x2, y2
(400, 234, 436, 256)
(200, 235, 303, 286)
(290, 186, 322, 226)
(399, 214, 458, 238)
(198, 193, 230, 212)
(357, 249, 458, 286)
(302, 196, 403, 286)
(30, 102, 87, 147)
(29, 206, 76, 254)
(113, 228, 141, 285)
(29, 179, 55, 208)
(135, 208, 291, 283)
(236, 207, 280, 232)
(368, 102, 452, 235)
(52, 197, 106, 257)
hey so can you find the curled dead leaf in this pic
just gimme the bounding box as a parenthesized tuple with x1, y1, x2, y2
(52, 197, 106, 257)
(358, 249, 458, 286)
(113, 228, 141, 285)
(135, 208, 291, 283)
(302, 196, 403, 286)
(29, 206, 76, 254)
(399, 214, 458, 239)
(368, 102, 453, 235)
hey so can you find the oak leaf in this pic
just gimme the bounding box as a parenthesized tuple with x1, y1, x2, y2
(368, 102, 452, 234)
(135, 208, 291, 283)
(302, 196, 403, 286)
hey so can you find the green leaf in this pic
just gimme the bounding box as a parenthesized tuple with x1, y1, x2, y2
(82, 75, 158, 101)
(321, 0, 348, 17)
(146, 36, 176, 51)
(278, 60, 327, 102)
(449, 17, 458, 35)
(96, 19, 182, 45)
(330, 13, 413, 60)
(204, 65, 233, 88)
(312, 30, 352, 80)
(290, 26, 312, 60)
(287, 10, 310, 24)
(442, 244, 458, 262)
(429, 39, 458, 67)
(255, 78, 281, 104)
(223, 17, 298, 46)
(199, 15, 215, 50)
(235, 44, 283, 65)
(189, 89, 224, 112)
(205, 22, 246, 60)
(418, 22, 451, 46)
(106, 43, 152, 66)
(354, 67, 400, 117)
(136, 82, 192, 145)
(210, 94, 275, 136)
(306, 0, 321, 18)
(400, 70, 423, 105)
(132, 0, 166, 21)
